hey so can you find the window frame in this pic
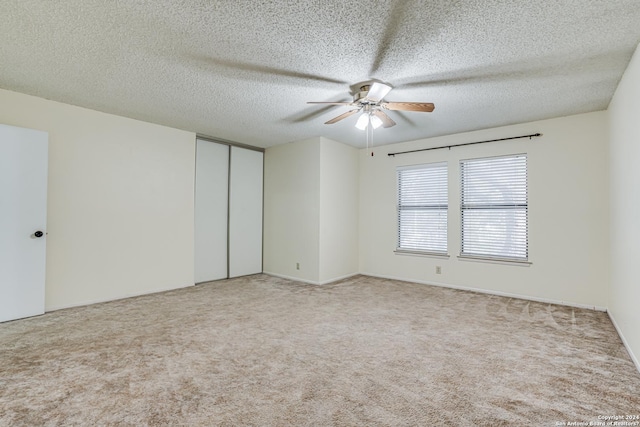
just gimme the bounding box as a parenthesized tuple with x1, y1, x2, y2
(396, 161, 449, 257)
(459, 154, 529, 264)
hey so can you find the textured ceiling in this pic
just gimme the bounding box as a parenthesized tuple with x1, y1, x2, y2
(1, 1, 640, 148)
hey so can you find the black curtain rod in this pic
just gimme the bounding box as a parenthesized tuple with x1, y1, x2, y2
(387, 133, 542, 157)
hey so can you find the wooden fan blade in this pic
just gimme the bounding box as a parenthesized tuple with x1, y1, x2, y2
(325, 109, 360, 124)
(372, 110, 396, 128)
(382, 102, 435, 112)
(307, 101, 353, 105)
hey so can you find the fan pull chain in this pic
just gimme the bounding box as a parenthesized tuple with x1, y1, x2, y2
(370, 125, 374, 156)
(363, 113, 375, 156)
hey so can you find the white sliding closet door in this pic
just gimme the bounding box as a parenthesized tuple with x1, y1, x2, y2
(229, 146, 263, 277)
(194, 139, 229, 283)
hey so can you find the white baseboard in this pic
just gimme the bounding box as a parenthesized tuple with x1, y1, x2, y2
(46, 282, 194, 312)
(262, 271, 359, 285)
(362, 272, 608, 312)
(263, 271, 320, 285)
(318, 273, 360, 285)
(607, 310, 640, 374)
(50, 272, 607, 313)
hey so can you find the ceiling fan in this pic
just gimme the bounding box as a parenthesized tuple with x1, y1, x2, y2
(307, 82, 435, 130)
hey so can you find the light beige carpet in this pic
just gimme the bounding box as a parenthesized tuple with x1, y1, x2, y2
(1, 274, 639, 426)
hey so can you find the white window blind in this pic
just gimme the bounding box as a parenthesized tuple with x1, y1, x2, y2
(397, 162, 448, 254)
(460, 154, 528, 261)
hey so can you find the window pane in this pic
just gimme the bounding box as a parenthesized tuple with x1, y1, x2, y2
(461, 208, 528, 259)
(399, 209, 448, 252)
(460, 155, 527, 260)
(397, 162, 448, 254)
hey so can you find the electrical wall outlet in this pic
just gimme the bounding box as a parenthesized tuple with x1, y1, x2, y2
(296, 262, 300, 270)
(436, 266, 442, 274)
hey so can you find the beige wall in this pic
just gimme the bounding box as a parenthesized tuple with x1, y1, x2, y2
(264, 137, 359, 284)
(608, 44, 640, 369)
(0, 88, 196, 310)
(264, 138, 321, 282)
(319, 137, 359, 283)
(359, 111, 610, 309)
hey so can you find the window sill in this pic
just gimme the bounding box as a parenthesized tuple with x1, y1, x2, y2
(395, 250, 450, 259)
(457, 255, 532, 266)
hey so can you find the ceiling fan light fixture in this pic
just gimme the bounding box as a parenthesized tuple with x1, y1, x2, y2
(355, 113, 370, 130)
(370, 114, 383, 129)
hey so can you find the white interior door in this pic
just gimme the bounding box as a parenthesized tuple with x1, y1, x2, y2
(229, 146, 263, 278)
(194, 139, 229, 283)
(0, 124, 48, 323)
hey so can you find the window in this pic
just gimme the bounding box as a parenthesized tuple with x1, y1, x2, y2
(460, 154, 528, 261)
(397, 162, 448, 254)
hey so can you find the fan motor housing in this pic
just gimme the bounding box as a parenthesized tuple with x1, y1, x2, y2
(354, 85, 372, 103)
